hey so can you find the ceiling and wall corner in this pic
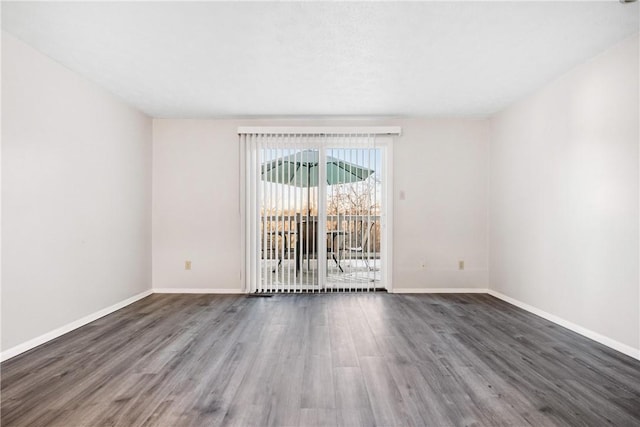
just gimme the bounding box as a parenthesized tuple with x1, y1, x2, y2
(1, 1, 638, 118)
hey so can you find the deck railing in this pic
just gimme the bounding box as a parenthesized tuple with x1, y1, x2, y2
(260, 214, 381, 260)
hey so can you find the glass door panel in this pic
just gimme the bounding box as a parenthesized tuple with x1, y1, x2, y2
(325, 147, 382, 291)
(260, 147, 319, 292)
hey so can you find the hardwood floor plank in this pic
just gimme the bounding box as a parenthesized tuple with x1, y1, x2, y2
(298, 408, 338, 427)
(359, 356, 414, 427)
(384, 362, 455, 427)
(344, 298, 382, 358)
(327, 298, 360, 368)
(333, 366, 375, 427)
(301, 355, 335, 410)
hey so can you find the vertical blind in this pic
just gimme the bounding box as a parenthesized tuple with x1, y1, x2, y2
(240, 127, 399, 294)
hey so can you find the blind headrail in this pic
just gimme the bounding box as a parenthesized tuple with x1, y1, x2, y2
(237, 126, 401, 136)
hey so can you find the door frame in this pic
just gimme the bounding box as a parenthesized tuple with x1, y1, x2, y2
(239, 127, 398, 293)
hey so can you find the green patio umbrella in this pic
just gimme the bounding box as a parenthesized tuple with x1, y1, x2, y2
(261, 150, 374, 215)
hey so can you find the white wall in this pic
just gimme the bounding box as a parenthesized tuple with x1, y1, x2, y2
(1, 33, 152, 352)
(394, 120, 489, 291)
(152, 118, 489, 292)
(489, 35, 639, 353)
(152, 120, 242, 292)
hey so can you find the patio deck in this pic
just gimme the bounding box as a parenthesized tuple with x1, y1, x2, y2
(258, 258, 382, 292)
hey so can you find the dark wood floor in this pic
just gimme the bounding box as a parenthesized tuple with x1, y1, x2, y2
(1, 293, 639, 427)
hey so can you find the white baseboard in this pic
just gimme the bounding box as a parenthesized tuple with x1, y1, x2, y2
(488, 289, 640, 361)
(0, 289, 153, 362)
(153, 288, 245, 294)
(392, 288, 489, 294)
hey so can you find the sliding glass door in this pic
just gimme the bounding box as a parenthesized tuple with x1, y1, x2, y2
(242, 130, 394, 293)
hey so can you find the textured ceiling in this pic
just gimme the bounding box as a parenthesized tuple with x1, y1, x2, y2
(2, 1, 638, 118)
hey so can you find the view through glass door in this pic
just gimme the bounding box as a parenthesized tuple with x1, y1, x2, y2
(242, 130, 394, 293)
(324, 146, 382, 290)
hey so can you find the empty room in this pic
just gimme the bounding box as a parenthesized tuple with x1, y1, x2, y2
(1, 1, 639, 426)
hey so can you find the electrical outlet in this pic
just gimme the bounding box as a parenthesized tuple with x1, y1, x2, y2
(420, 261, 426, 269)
(185, 260, 192, 270)
(458, 260, 464, 270)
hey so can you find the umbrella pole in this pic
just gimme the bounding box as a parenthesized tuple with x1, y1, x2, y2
(307, 166, 311, 217)
(307, 165, 311, 275)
